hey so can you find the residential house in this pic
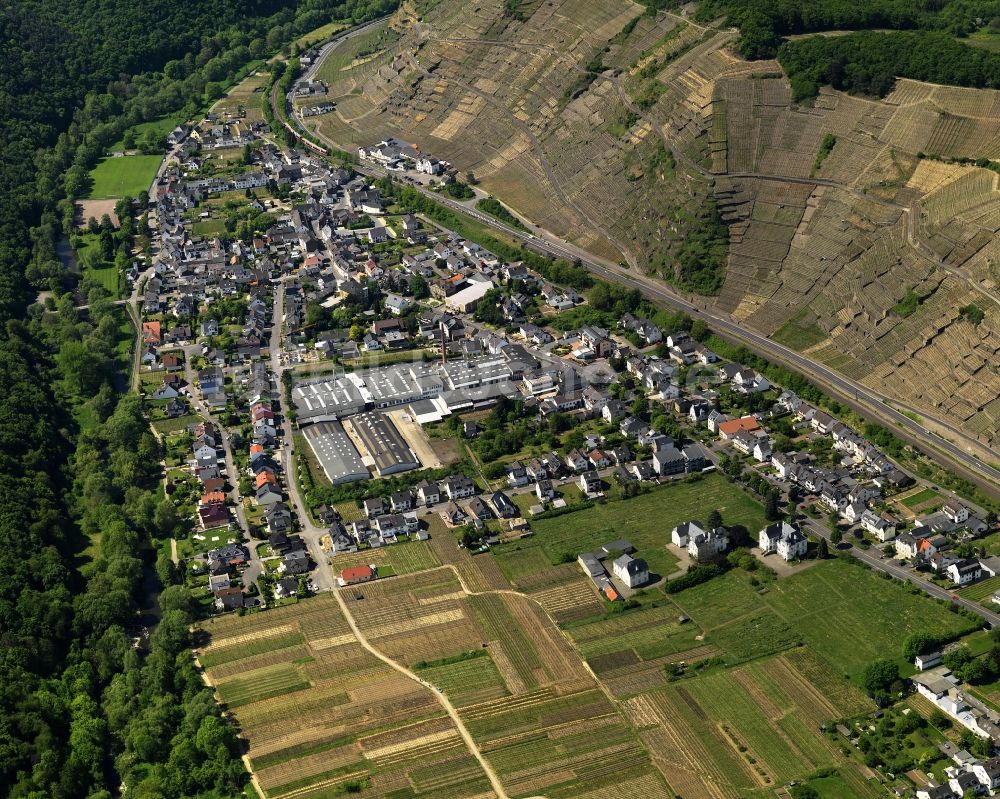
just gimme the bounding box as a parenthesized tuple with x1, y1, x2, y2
(717, 416, 763, 441)
(943, 501, 970, 525)
(441, 475, 476, 500)
(579, 470, 602, 496)
(535, 480, 555, 502)
(688, 527, 729, 562)
(415, 479, 441, 506)
(466, 496, 491, 521)
(339, 565, 375, 586)
(947, 559, 983, 586)
(507, 462, 529, 488)
(758, 522, 807, 561)
(281, 550, 311, 575)
(363, 497, 386, 518)
(439, 501, 467, 526)
(861, 509, 897, 541)
(612, 554, 649, 589)
(671, 520, 705, 548)
(895, 533, 920, 560)
(683, 443, 709, 472)
(490, 491, 518, 519)
(652, 445, 685, 477)
(565, 449, 589, 472)
(390, 490, 415, 513)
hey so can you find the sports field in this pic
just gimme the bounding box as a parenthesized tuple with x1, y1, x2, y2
(87, 155, 162, 199)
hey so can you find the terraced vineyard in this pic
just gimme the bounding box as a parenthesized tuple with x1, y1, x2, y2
(306, 0, 1000, 451)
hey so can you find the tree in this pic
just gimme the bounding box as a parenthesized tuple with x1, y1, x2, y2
(904, 632, 942, 660)
(764, 488, 781, 521)
(789, 786, 819, 799)
(862, 659, 899, 702)
(817, 538, 829, 559)
(707, 509, 723, 529)
(410, 274, 429, 299)
(830, 528, 842, 545)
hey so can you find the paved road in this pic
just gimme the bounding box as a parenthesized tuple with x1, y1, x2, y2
(180, 351, 262, 589)
(268, 284, 338, 592)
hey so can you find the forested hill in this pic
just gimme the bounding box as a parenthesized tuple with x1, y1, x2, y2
(0, 0, 393, 796)
(692, 0, 1000, 98)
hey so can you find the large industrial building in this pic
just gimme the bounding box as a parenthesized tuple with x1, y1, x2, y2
(343, 412, 421, 476)
(290, 356, 533, 424)
(301, 421, 370, 484)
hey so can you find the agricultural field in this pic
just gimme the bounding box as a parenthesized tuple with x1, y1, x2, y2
(958, 574, 1000, 603)
(199, 571, 675, 799)
(199, 592, 494, 799)
(86, 155, 162, 199)
(328, 540, 439, 578)
(495, 472, 767, 581)
(897, 487, 944, 513)
(196, 521, 967, 799)
(620, 647, 875, 799)
(669, 559, 974, 678)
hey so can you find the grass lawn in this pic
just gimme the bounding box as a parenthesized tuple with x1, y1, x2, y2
(503, 473, 767, 580)
(85, 265, 121, 297)
(975, 531, 1000, 557)
(965, 29, 1000, 52)
(152, 414, 202, 434)
(294, 20, 347, 48)
(900, 487, 941, 509)
(192, 217, 228, 238)
(109, 113, 187, 151)
(74, 233, 123, 298)
(87, 155, 163, 199)
(177, 527, 241, 561)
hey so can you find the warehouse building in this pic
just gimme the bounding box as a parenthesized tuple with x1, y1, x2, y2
(292, 374, 367, 422)
(302, 421, 370, 484)
(343, 412, 421, 476)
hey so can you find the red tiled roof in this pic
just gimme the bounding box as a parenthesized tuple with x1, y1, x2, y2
(341, 565, 374, 582)
(718, 416, 762, 437)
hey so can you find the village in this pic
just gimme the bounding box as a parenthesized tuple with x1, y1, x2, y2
(125, 105, 1000, 625)
(88, 22, 1000, 797)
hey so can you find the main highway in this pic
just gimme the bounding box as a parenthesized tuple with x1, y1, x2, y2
(274, 24, 1000, 501)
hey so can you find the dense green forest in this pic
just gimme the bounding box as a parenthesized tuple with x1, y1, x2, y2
(698, 0, 1000, 59)
(690, 0, 1000, 98)
(778, 29, 1000, 99)
(0, 0, 395, 796)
